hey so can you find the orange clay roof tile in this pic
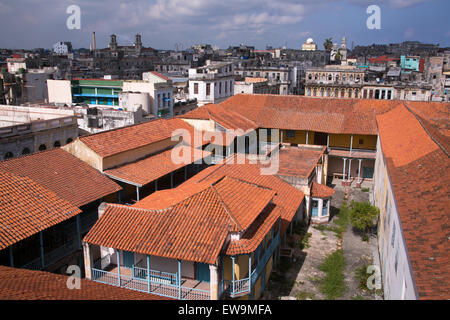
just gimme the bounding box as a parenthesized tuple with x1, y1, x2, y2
(79, 118, 201, 157)
(104, 145, 211, 187)
(376, 104, 450, 300)
(0, 149, 121, 207)
(0, 169, 81, 250)
(0, 266, 167, 300)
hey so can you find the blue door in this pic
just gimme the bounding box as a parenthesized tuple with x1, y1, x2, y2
(196, 263, 210, 282)
(122, 251, 134, 269)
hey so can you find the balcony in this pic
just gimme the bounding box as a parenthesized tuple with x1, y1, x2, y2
(221, 230, 280, 298)
(91, 256, 210, 300)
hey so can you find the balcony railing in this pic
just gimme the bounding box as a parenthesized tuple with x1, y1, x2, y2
(221, 231, 280, 298)
(91, 263, 210, 300)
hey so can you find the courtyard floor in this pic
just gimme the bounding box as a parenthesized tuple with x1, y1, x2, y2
(262, 178, 383, 300)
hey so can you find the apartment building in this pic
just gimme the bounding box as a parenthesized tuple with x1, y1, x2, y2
(188, 61, 235, 106)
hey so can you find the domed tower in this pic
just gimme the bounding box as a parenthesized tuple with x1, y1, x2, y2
(109, 34, 117, 51)
(134, 34, 142, 55)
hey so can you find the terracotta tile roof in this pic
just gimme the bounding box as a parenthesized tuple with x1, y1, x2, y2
(0, 169, 81, 250)
(104, 146, 211, 187)
(213, 176, 276, 231)
(226, 203, 281, 255)
(183, 157, 304, 236)
(311, 182, 335, 198)
(0, 149, 121, 207)
(150, 71, 170, 81)
(181, 103, 258, 133)
(85, 174, 281, 264)
(136, 176, 275, 232)
(79, 118, 198, 157)
(0, 266, 166, 300)
(404, 101, 450, 137)
(376, 104, 450, 300)
(217, 94, 399, 135)
(84, 199, 232, 265)
(275, 146, 325, 178)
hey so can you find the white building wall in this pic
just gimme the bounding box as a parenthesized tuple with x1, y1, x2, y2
(373, 135, 418, 300)
(47, 79, 73, 104)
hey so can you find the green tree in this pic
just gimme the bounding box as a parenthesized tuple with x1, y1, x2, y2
(323, 38, 333, 51)
(349, 202, 379, 240)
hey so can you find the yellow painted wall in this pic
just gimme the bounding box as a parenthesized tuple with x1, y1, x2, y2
(352, 134, 377, 150)
(223, 254, 251, 280)
(329, 134, 352, 148)
(281, 129, 316, 145)
(103, 137, 180, 171)
(63, 139, 103, 171)
(329, 134, 377, 150)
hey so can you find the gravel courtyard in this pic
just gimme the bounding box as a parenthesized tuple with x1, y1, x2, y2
(262, 180, 383, 300)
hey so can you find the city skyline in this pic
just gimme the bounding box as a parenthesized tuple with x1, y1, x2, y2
(0, 0, 449, 50)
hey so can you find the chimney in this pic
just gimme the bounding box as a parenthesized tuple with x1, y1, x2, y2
(92, 32, 96, 50)
(98, 202, 107, 219)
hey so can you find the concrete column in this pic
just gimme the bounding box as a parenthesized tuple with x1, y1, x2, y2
(350, 134, 353, 154)
(327, 134, 329, 148)
(348, 158, 353, 182)
(231, 256, 236, 295)
(342, 158, 347, 181)
(178, 259, 182, 299)
(209, 264, 219, 300)
(318, 198, 324, 217)
(147, 255, 151, 293)
(317, 164, 323, 184)
(117, 250, 121, 287)
(357, 159, 363, 184)
(136, 186, 140, 202)
(82, 242, 93, 280)
(305, 131, 309, 145)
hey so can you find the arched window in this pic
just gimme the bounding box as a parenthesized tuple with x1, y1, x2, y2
(328, 74, 332, 81)
(335, 75, 339, 83)
(341, 89, 345, 98)
(22, 148, 31, 155)
(66, 138, 73, 144)
(313, 88, 317, 97)
(320, 88, 324, 97)
(38, 144, 47, 151)
(335, 89, 339, 97)
(54, 141, 61, 148)
(4, 152, 14, 160)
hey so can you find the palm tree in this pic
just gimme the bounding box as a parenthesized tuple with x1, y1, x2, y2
(323, 38, 333, 51)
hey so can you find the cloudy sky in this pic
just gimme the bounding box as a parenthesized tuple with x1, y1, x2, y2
(0, 0, 449, 50)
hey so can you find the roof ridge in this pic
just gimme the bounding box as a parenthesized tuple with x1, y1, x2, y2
(210, 184, 242, 231)
(402, 101, 450, 158)
(220, 175, 276, 193)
